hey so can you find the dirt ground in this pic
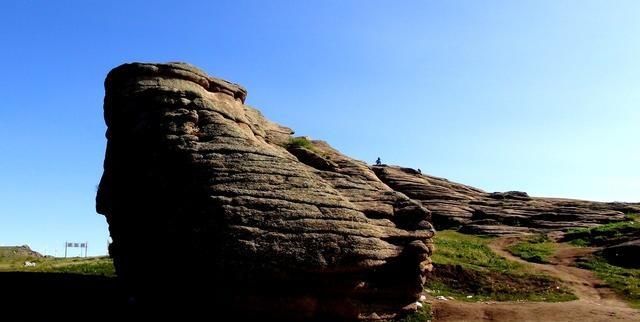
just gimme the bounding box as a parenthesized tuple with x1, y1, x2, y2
(431, 236, 640, 322)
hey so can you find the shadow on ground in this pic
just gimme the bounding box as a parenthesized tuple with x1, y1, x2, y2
(0, 272, 125, 321)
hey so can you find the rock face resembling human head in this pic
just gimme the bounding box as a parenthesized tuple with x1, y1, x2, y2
(97, 62, 434, 321)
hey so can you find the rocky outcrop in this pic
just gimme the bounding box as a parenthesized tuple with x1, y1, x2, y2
(372, 166, 640, 236)
(603, 239, 640, 268)
(0, 246, 44, 258)
(96, 63, 434, 321)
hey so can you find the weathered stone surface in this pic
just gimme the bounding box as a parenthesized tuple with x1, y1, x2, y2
(603, 239, 640, 268)
(97, 62, 434, 321)
(372, 165, 640, 236)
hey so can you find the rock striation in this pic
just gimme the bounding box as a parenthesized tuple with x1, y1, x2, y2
(372, 166, 640, 235)
(96, 62, 434, 321)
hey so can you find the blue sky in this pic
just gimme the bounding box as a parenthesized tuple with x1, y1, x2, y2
(1, 1, 638, 256)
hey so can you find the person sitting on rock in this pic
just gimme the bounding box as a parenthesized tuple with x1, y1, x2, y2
(375, 157, 382, 165)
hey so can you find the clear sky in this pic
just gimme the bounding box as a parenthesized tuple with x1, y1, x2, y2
(1, 1, 638, 256)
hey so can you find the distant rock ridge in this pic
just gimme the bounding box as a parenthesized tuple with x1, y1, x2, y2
(0, 245, 44, 258)
(371, 165, 640, 235)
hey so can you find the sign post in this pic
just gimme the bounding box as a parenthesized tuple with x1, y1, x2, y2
(64, 242, 88, 258)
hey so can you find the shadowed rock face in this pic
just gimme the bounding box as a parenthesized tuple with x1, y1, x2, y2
(96, 62, 434, 321)
(603, 239, 640, 268)
(372, 166, 640, 235)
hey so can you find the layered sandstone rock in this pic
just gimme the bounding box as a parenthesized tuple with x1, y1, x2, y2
(372, 165, 640, 235)
(96, 62, 434, 321)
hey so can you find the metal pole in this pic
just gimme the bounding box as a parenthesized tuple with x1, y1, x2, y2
(85, 242, 88, 258)
(64, 242, 67, 258)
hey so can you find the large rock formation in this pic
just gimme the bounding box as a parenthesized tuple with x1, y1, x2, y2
(96, 63, 434, 321)
(96, 61, 638, 320)
(372, 166, 640, 235)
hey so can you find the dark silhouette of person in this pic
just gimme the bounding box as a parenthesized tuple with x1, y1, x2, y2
(375, 157, 382, 165)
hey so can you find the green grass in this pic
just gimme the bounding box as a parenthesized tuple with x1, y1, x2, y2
(0, 251, 115, 277)
(286, 137, 314, 150)
(627, 213, 640, 221)
(577, 256, 640, 309)
(431, 230, 521, 272)
(426, 277, 575, 303)
(396, 303, 432, 322)
(426, 230, 576, 302)
(565, 214, 640, 247)
(0, 246, 46, 270)
(30, 257, 116, 276)
(507, 235, 556, 263)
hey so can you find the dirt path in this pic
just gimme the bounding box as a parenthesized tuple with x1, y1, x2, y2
(431, 236, 640, 322)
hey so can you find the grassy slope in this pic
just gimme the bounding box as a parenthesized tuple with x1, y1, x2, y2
(563, 214, 640, 308)
(0, 246, 43, 270)
(507, 235, 556, 264)
(28, 257, 116, 276)
(0, 247, 115, 277)
(427, 230, 575, 302)
(564, 214, 639, 247)
(577, 256, 640, 309)
(504, 215, 640, 309)
(432, 231, 519, 271)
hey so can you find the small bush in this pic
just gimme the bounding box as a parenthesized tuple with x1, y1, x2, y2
(286, 137, 314, 150)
